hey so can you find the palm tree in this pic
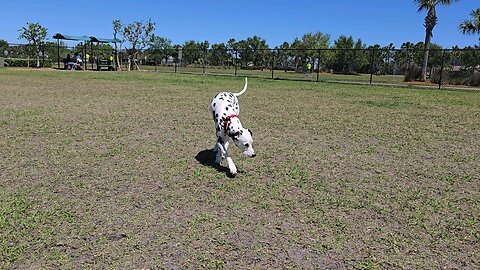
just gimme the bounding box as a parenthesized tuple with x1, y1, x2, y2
(414, 0, 458, 82)
(460, 8, 480, 40)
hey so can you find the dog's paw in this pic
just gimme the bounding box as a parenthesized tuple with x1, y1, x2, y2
(229, 165, 237, 176)
(215, 156, 222, 164)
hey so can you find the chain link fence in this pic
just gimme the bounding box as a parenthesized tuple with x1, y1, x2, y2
(2, 43, 479, 90)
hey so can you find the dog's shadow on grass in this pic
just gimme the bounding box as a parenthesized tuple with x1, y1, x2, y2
(195, 148, 235, 177)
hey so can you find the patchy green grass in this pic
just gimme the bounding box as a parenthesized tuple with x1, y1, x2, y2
(0, 69, 479, 269)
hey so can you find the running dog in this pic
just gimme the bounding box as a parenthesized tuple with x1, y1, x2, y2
(209, 78, 255, 175)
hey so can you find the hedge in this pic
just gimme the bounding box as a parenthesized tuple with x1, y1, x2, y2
(4, 58, 53, 68)
(431, 69, 480, 87)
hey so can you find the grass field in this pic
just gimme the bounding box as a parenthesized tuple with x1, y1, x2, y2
(0, 69, 479, 269)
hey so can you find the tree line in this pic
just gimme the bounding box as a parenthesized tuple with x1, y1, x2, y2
(1, 1, 479, 79)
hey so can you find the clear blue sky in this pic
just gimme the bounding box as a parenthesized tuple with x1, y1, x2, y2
(2, 0, 479, 48)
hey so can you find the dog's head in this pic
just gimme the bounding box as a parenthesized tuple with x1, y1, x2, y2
(231, 128, 256, 158)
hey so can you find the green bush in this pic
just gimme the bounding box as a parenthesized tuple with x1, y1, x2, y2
(4, 58, 53, 68)
(431, 69, 480, 86)
(403, 66, 422, 82)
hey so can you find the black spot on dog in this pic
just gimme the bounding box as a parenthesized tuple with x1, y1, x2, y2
(223, 113, 226, 116)
(228, 131, 240, 140)
(217, 137, 224, 143)
(213, 103, 216, 107)
(225, 107, 229, 111)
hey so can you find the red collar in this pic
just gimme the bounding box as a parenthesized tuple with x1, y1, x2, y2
(223, 114, 238, 133)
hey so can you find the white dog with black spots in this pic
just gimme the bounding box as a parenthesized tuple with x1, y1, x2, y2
(209, 77, 255, 175)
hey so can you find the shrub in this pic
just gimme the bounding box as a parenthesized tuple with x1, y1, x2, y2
(4, 58, 52, 68)
(404, 66, 422, 82)
(431, 69, 480, 86)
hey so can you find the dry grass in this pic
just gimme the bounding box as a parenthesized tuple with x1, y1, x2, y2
(0, 69, 479, 269)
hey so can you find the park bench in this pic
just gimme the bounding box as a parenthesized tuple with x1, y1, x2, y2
(96, 59, 113, 71)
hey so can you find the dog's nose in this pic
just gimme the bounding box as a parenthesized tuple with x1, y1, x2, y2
(251, 153, 256, 158)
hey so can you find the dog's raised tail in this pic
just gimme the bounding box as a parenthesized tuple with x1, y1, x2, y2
(234, 77, 248, 97)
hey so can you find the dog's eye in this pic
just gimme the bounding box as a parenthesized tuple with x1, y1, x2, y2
(244, 143, 249, 147)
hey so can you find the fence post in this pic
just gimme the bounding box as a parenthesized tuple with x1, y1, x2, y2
(83, 42, 87, 70)
(90, 42, 93, 71)
(175, 48, 178, 73)
(438, 49, 446, 89)
(271, 49, 274, 79)
(316, 49, 320, 82)
(42, 45, 45, 68)
(369, 49, 375, 85)
(57, 39, 60, 69)
(203, 49, 207, 75)
(234, 50, 238, 77)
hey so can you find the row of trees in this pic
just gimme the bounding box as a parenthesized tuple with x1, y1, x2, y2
(2, 2, 479, 76)
(147, 38, 479, 76)
(415, 0, 479, 81)
(2, 28, 478, 79)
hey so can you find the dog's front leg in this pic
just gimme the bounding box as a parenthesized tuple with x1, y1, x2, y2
(223, 141, 237, 175)
(215, 142, 237, 175)
(225, 153, 237, 175)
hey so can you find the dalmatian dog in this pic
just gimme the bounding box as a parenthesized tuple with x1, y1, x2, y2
(210, 77, 255, 175)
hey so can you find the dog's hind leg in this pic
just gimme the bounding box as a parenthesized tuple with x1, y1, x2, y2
(213, 141, 227, 154)
(215, 137, 229, 163)
(215, 142, 226, 165)
(223, 141, 229, 153)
